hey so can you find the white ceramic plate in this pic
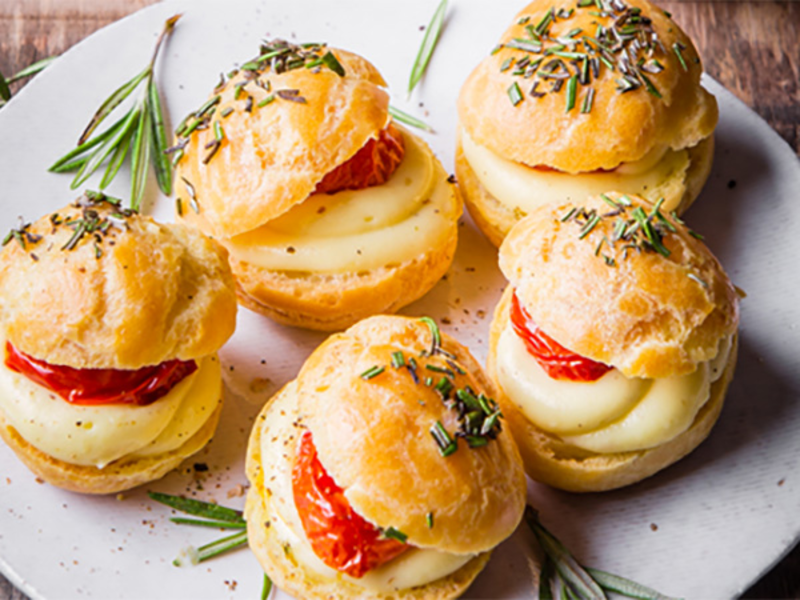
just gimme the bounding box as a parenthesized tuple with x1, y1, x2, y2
(1, 1, 799, 599)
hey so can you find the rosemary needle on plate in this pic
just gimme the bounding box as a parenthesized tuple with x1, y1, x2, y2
(408, 0, 448, 96)
(49, 15, 180, 211)
(388, 105, 434, 133)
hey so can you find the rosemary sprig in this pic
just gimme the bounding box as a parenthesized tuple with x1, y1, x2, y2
(388, 105, 434, 132)
(526, 508, 678, 600)
(408, 0, 448, 96)
(49, 15, 180, 211)
(148, 491, 245, 524)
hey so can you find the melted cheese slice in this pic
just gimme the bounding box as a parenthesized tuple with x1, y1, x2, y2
(460, 127, 690, 215)
(496, 324, 733, 454)
(0, 343, 221, 468)
(259, 382, 473, 593)
(224, 128, 458, 274)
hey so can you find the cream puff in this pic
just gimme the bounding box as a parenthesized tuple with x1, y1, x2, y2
(457, 0, 718, 246)
(174, 40, 461, 331)
(245, 315, 526, 598)
(487, 192, 739, 492)
(0, 192, 237, 494)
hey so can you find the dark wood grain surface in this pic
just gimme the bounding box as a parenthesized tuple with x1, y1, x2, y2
(0, 1, 798, 599)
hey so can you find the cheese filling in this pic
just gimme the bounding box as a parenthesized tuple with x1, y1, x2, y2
(496, 324, 733, 454)
(224, 128, 459, 274)
(0, 338, 222, 468)
(460, 127, 691, 215)
(258, 382, 473, 592)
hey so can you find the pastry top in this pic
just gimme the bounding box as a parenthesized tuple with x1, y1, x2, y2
(0, 193, 237, 370)
(294, 316, 526, 555)
(499, 192, 739, 379)
(175, 42, 390, 238)
(458, 0, 718, 173)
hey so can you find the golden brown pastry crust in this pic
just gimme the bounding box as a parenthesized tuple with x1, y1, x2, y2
(499, 193, 739, 378)
(458, 0, 718, 173)
(488, 287, 738, 492)
(0, 398, 222, 495)
(455, 133, 715, 248)
(0, 200, 237, 370)
(175, 49, 390, 238)
(229, 212, 459, 332)
(245, 387, 492, 599)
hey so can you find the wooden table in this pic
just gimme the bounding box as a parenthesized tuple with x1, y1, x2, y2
(0, 1, 797, 599)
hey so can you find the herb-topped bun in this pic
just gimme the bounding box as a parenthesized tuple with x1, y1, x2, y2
(487, 192, 739, 492)
(0, 192, 237, 494)
(245, 315, 526, 599)
(456, 0, 718, 247)
(175, 40, 461, 331)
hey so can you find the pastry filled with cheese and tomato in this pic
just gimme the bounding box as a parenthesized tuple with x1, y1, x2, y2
(456, 0, 718, 247)
(245, 315, 526, 598)
(0, 192, 237, 494)
(487, 192, 739, 492)
(174, 40, 461, 331)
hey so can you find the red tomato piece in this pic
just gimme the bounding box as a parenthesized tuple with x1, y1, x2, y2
(314, 123, 405, 195)
(4, 342, 197, 406)
(292, 430, 407, 578)
(510, 292, 612, 382)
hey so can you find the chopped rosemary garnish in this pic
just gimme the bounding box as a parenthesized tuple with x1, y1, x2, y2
(360, 365, 385, 380)
(382, 527, 409, 544)
(391, 351, 406, 369)
(508, 81, 524, 106)
(426, 512, 434, 529)
(49, 16, 179, 211)
(498, 0, 674, 113)
(673, 42, 688, 71)
(321, 51, 345, 77)
(688, 273, 708, 288)
(563, 195, 686, 265)
(528, 507, 677, 600)
(431, 421, 457, 457)
(408, 0, 448, 95)
(419, 316, 442, 354)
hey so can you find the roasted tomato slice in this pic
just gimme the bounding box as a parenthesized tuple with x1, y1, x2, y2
(510, 292, 612, 382)
(314, 123, 405, 195)
(292, 430, 407, 578)
(4, 342, 197, 406)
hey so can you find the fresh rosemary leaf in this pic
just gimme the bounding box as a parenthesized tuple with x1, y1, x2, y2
(388, 105, 434, 132)
(49, 112, 129, 172)
(539, 555, 555, 600)
(79, 67, 149, 145)
(526, 507, 607, 600)
(72, 107, 140, 189)
(408, 0, 448, 95)
(147, 78, 172, 195)
(586, 568, 677, 600)
(196, 530, 249, 562)
(0, 71, 10, 102)
(169, 517, 247, 530)
(261, 574, 273, 600)
(130, 102, 152, 211)
(419, 316, 442, 350)
(7, 56, 57, 84)
(148, 491, 246, 523)
(100, 123, 135, 189)
(50, 155, 90, 174)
